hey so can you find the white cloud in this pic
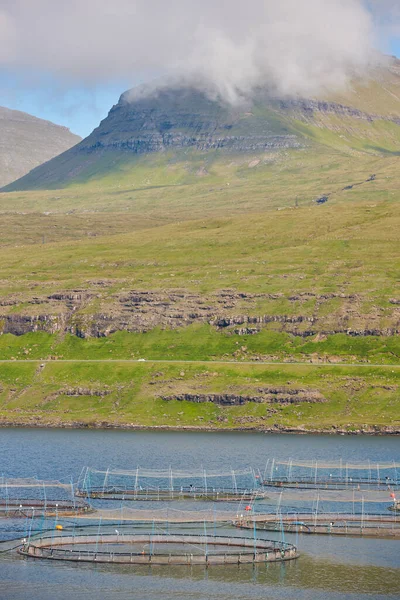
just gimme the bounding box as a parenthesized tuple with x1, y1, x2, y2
(0, 0, 396, 101)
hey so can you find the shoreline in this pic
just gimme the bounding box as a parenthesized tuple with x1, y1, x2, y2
(0, 420, 399, 436)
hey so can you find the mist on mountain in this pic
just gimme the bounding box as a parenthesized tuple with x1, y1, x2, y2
(1, 0, 398, 105)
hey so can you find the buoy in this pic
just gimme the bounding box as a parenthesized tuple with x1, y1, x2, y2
(245, 505, 252, 511)
(390, 493, 396, 499)
(55, 525, 63, 531)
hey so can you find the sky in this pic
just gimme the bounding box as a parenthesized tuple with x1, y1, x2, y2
(0, 0, 399, 138)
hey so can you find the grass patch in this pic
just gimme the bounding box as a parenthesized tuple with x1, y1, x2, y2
(0, 361, 398, 431)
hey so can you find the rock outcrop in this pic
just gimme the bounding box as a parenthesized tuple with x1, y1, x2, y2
(161, 388, 327, 405)
(276, 98, 400, 125)
(0, 288, 398, 338)
(80, 87, 302, 155)
(61, 388, 111, 397)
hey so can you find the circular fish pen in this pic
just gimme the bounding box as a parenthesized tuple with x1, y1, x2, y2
(18, 532, 298, 565)
(0, 499, 92, 518)
(77, 467, 268, 502)
(231, 483, 400, 539)
(0, 477, 92, 518)
(261, 460, 400, 491)
(77, 487, 263, 502)
(235, 513, 400, 538)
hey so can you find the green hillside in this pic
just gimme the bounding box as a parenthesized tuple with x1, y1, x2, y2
(0, 60, 399, 432)
(0, 360, 398, 433)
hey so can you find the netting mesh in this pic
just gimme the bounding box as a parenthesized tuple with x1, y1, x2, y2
(77, 467, 264, 501)
(261, 459, 399, 488)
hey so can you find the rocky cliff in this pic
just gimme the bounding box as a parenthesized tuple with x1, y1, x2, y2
(80, 86, 302, 154)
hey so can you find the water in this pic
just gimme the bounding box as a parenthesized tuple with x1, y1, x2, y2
(0, 429, 399, 599)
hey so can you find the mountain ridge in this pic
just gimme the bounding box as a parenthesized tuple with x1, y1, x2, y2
(3, 56, 400, 192)
(0, 106, 81, 187)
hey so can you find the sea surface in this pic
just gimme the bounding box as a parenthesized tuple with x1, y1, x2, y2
(0, 429, 399, 600)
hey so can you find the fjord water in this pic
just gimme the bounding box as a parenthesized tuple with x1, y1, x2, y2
(0, 429, 399, 600)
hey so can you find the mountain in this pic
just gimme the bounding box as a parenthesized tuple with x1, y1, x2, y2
(0, 60, 399, 433)
(3, 56, 400, 192)
(0, 107, 81, 188)
(1, 87, 302, 191)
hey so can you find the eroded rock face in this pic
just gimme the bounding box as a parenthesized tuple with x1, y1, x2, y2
(276, 98, 399, 123)
(213, 315, 316, 328)
(161, 388, 327, 405)
(81, 87, 400, 157)
(0, 314, 64, 335)
(80, 87, 303, 156)
(61, 388, 111, 397)
(0, 288, 399, 338)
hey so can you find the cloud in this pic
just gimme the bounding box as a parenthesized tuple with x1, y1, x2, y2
(367, 0, 400, 46)
(0, 0, 397, 102)
(0, 9, 16, 64)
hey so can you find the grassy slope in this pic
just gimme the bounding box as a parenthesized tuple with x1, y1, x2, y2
(0, 198, 399, 431)
(0, 200, 399, 304)
(1, 328, 400, 364)
(0, 119, 399, 248)
(0, 71, 399, 431)
(327, 64, 400, 117)
(0, 361, 398, 432)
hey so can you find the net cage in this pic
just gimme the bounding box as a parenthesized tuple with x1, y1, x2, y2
(236, 514, 400, 537)
(260, 459, 400, 490)
(17, 521, 298, 565)
(0, 477, 92, 517)
(76, 467, 267, 502)
(254, 481, 400, 517)
(231, 484, 400, 536)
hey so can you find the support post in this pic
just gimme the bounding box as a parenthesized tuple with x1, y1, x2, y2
(28, 508, 35, 544)
(95, 516, 102, 554)
(270, 459, 275, 483)
(263, 459, 270, 482)
(42, 482, 47, 512)
(314, 493, 319, 530)
(169, 466, 174, 498)
(253, 517, 257, 559)
(134, 466, 139, 498)
(231, 470, 237, 494)
(203, 520, 208, 562)
(71, 478, 76, 510)
(150, 519, 155, 556)
(102, 468, 110, 495)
